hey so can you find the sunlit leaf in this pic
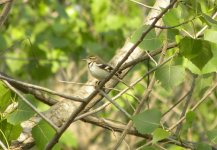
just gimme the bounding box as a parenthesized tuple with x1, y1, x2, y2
(131, 25, 162, 51)
(0, 82, 12, 112)
(32, 120, 60, 150)
(196, 143, 212, 150)
(0, 120, 22, 145)
(132, 109, 161, 134)
(152, 128, 170, 143)
(8, 97, 36, 125)
(179, 37, 213, 70)
(155, 65, 185, 90)
(207, 129, 217, 144)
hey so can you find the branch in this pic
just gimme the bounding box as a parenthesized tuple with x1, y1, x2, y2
(45, 0, 178, 149)
(98, 90, 131, 118)
(82, 116, 194, 149)
(120, 42, 177, 70)
(3, 81, 59, 131)
(0, 73, 85, 103)
(175, 75, 196, 135)
(130, 0, 161, 11)
(0, 0, 13, 27)
(154, 17, 196, 29)
(169, 76, 217, 131)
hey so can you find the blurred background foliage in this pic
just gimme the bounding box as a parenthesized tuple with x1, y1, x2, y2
(1, 0, 217, 149)
(0, 0, 145, 82)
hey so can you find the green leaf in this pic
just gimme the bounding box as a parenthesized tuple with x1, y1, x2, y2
(131, 25, 162, 51)
(5, 51, 26, 73)
(196, 143, 212, 150)
(167, 29, 179, 43)
(32, 120, 61, 150)
(140, 146, 155, 150)
(204, 29, 217, 44)
(0, 34, 8, 50)
(105, 15, 124, 30)
(27, 62, 53, 81)
(0, 82, 12, 112)
(155, 65, 185, 90)
(179, 37, 213, 70)
(49, 37, 70, 48)
(60, 130, 77, 148)
(152, 128, 170, 143)
(0, 120, 22, 145)
(207, 129, 217, 144)
(186, 111, 196, 127)
(8, 96, 37, 125)
(163, 7, 182, 27)
(201, 13, 217, 28)
(132, 109, 161, 134)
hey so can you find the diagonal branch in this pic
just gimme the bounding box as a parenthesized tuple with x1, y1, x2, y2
(175, 75, 196, 135)
(169, 76, 217, 131)
(98, 90, 131, 118)
(0, 0, 13, 27)
(112, 40, 169, 149)
(45, 0, 178, 149)
(3, 81, 59, 131)
(0, 74, 85, 102)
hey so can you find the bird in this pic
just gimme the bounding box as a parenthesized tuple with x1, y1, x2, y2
(83, 56, 132, 89)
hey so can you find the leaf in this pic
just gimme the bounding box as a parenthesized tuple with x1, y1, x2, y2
(201, 13, 217, 28)
(204, 29, 217, 44)
(132, 109, 161, 134)
(27, 62, 52, 81)
(32, 120, 61, 150)
(140, 146, 155, 150)
(167, 29, 179, 43)
(8, 96, 36, 125)
(0, 34, 8, 50)
(163, 7, 182, 27)
(155, 65, 185, 90)
(179, 37, 213, 70)
(130, 25, 162, 51)
(5, 51, 26, 73)
(196, 143, 212, 150)
(207, 129, 217, 144)
(152, 128, 170, 143)
(0, 82, 12, 112)
(60, 130, 77, 148)
(186, 111, 196, 127)
(0, 120, 22, 145)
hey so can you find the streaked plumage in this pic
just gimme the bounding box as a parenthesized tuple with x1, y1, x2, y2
(83, 56, 131, 88)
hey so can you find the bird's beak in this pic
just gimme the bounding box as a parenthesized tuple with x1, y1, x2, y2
(82, 58, 87, 61)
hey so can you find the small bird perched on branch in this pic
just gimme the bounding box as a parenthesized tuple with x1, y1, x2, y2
(83, 56, 132, 89)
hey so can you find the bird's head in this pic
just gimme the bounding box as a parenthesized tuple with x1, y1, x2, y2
(82, 56, 98, 63)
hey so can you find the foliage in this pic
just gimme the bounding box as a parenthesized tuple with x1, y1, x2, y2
(0, 0, 217, 149)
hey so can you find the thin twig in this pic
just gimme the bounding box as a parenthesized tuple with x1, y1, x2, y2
(196, 11, 217, 37)
(83, 53, 177, 113)
(154, 17, 197, 29)
(145, 50, 158, 66)
(0, 140, 7, 150)
(45, 1, 177, 148)
(81, 116, 194, 149)
(3, 81, 59, 131)
(98, 90, 131, 118)
(0, 74, 85, 102)
(130, 0, 161, 11)
(169, 78, 217, 131)
(162, 92, 188, 117)
(112, 39, 169, 149)
(120, 42, 177, 70)
(175, 76, 196, 135)
(0, 0, 13, 27)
